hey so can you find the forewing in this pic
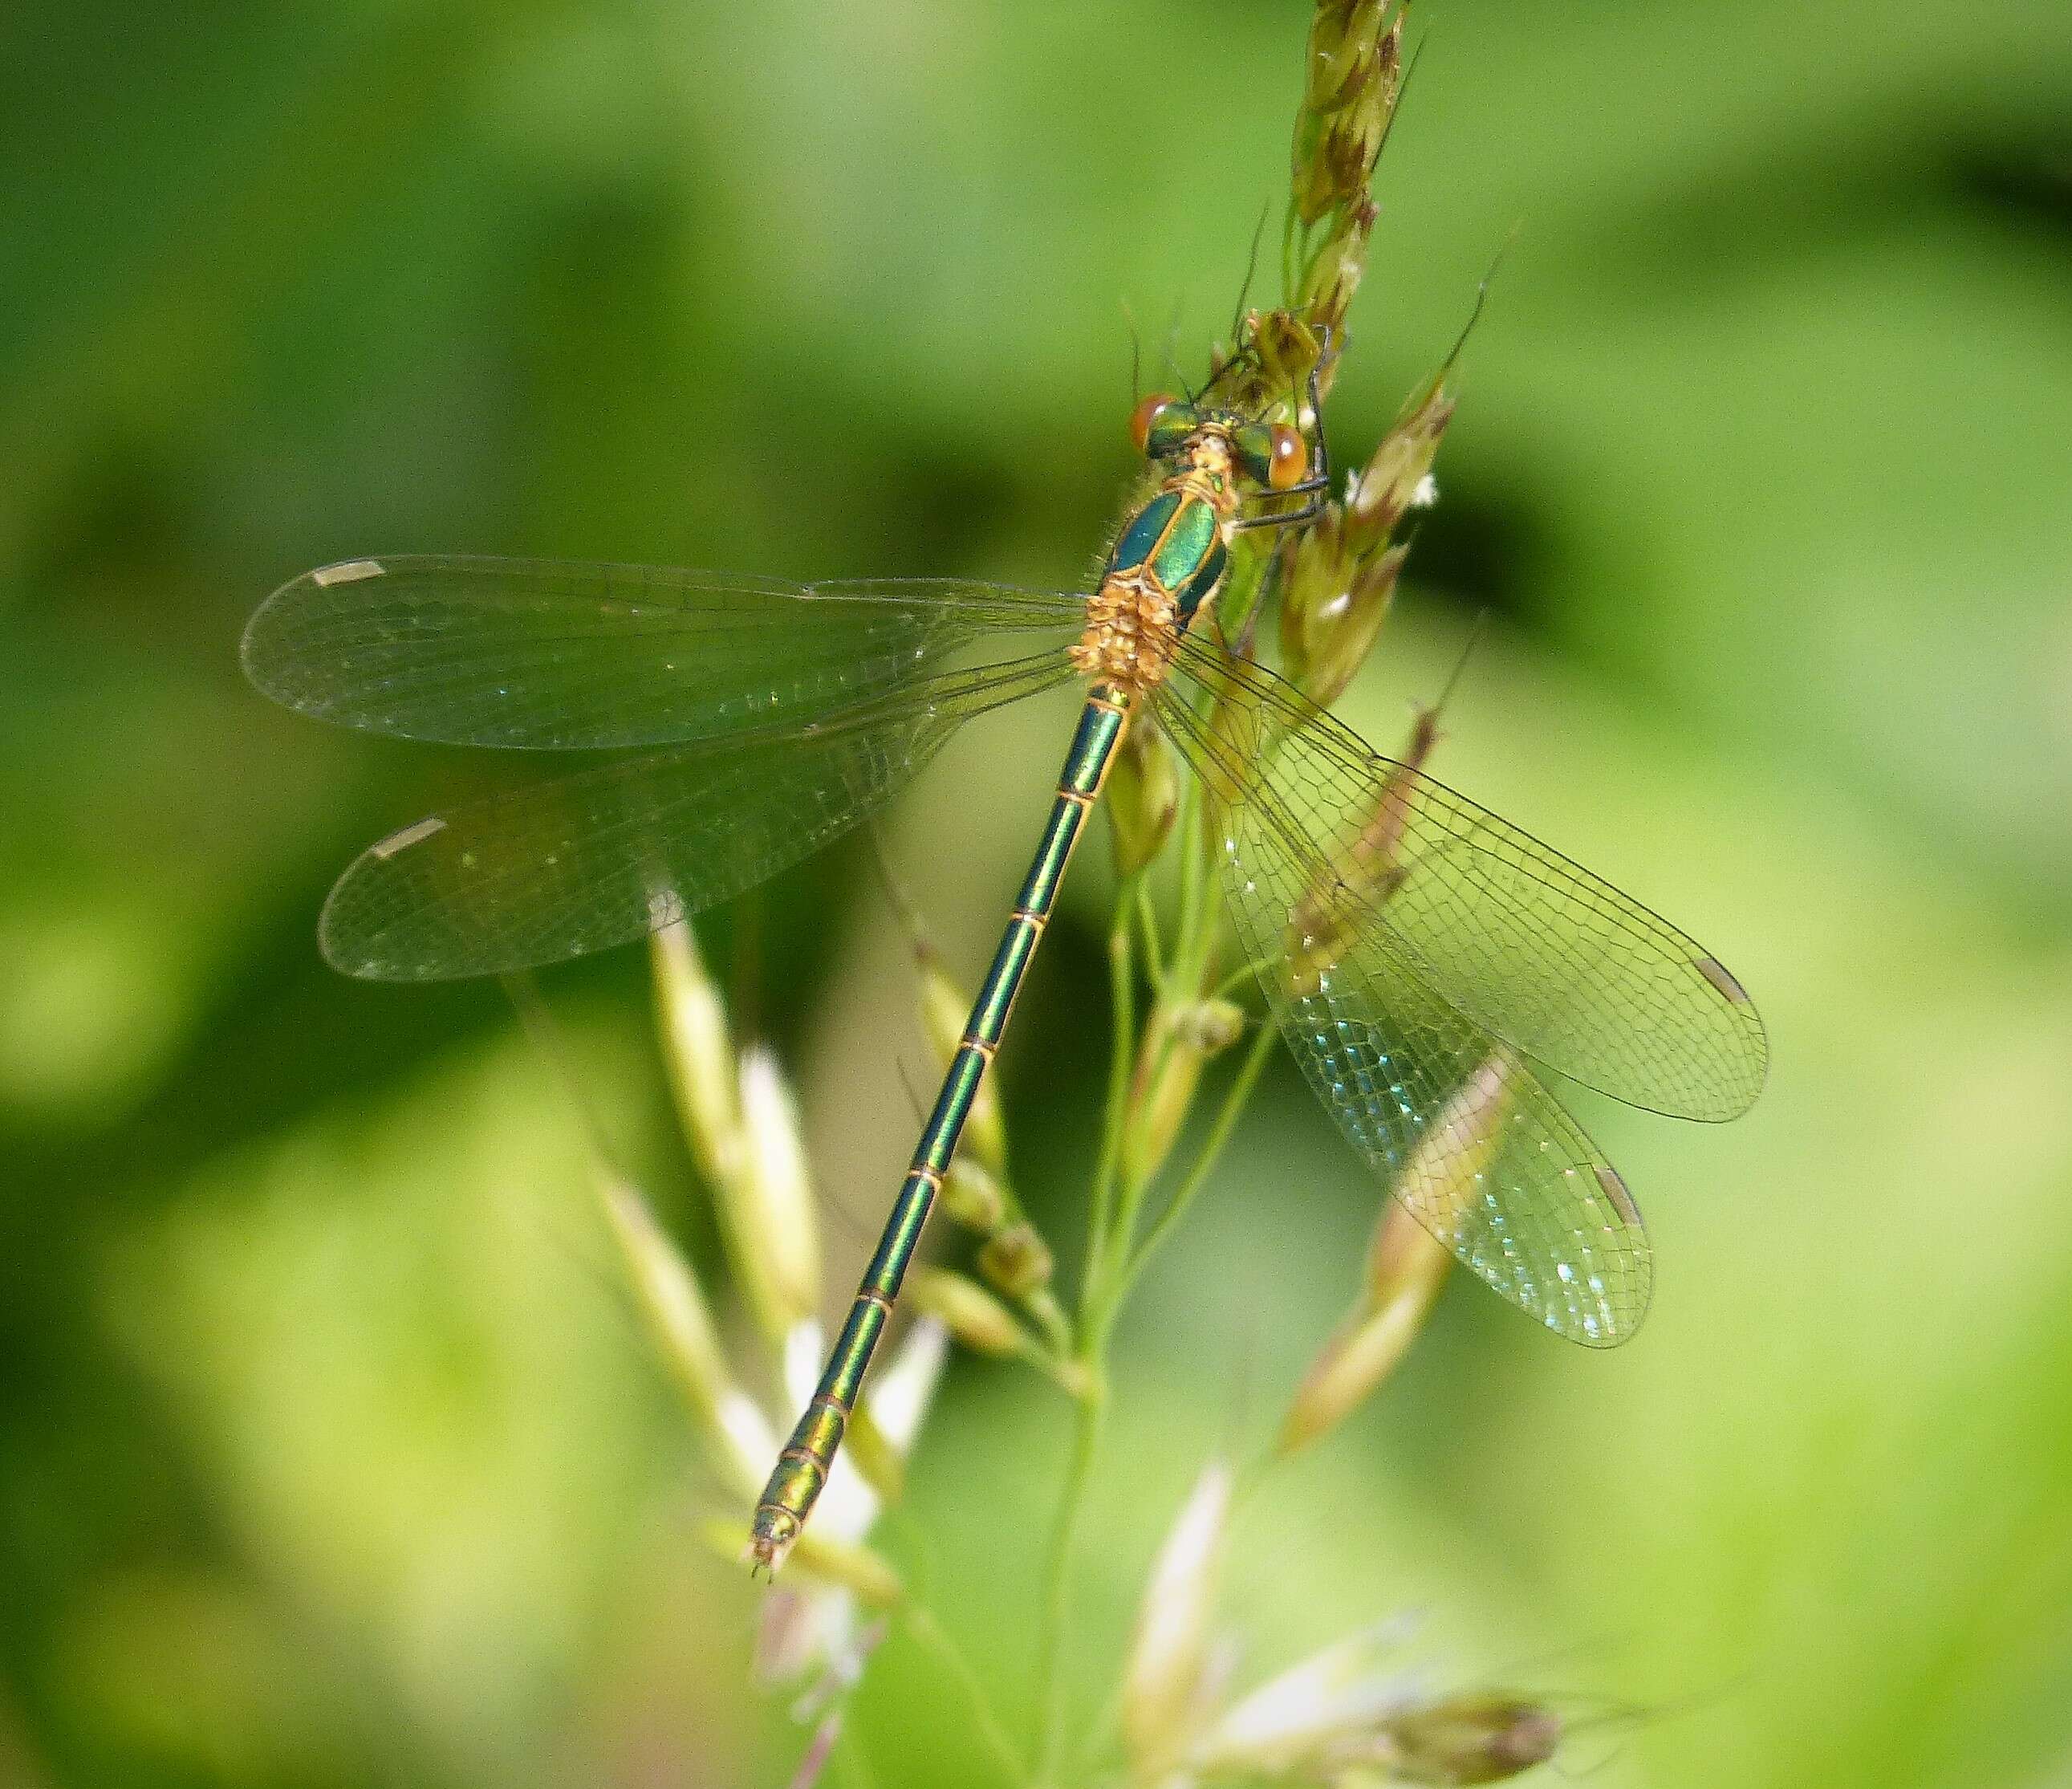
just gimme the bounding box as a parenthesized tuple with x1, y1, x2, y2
(322, 650, 1078, 980)
(243, 555, 1086, 749)
(1154, 680, 1651, 1344)
(1172, 637, 1766, 1122)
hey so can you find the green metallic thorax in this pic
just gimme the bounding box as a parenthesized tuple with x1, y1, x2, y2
(1106, 486, 1229, 622)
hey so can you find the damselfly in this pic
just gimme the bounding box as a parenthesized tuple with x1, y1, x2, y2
(242, 340, 1765, 1570)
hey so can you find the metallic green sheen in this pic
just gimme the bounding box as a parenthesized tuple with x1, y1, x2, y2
(1230, 421, 1278, 486)
(1178, 538, 1228, 620)
(1109, 490, 1180, 575)
(828, 1320, 880, 1403)
(755, 688, 1135, 1551)
(1144, 406, 1197, 457)
(1062, 698, 1126, 793)
(976, 922, 1039, 1037)
(919, 1050, 987, 1169)
(1150, 496, 1219, 592)
(1021, 800, 1083, 917)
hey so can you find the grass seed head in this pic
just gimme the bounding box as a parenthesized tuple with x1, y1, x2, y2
(1278, 1200, 1452, 1457)
(1294, 2, 1399, 227)
(1279, 1059, 1513, 1451)
(1171, 997, 1248, 1055)
(1367, 1692, 1563, 1784)
(978, 1220, 1055, 1301)
(911, 1267, 1028, 1357)
(596, 1172, 770, 1500)
(1123, 1459, 1234, 1776)
(940, 1156, 1009, 1232)
(651, 918, 741, 1186)
(1290, 2, 1405, 344)
(1107, 722, 1180, 878)
(732, 1047, 823, 1337)
(1283, 531, 1407, 710)
(1123, 1035, 1209, 1190)
(1347, 378, 1454, 551)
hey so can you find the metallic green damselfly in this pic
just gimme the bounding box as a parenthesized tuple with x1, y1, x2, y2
(243, 352, 1765, 1571)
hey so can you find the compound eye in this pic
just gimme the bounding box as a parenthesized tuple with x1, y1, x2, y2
(1266, 423, 1308, 490)
(1131, 392, 1180, 456)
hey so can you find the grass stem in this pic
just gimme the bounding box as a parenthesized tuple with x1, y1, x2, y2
(1120, 1016, 1278, 1300)
(905, 1604, 1030, 1787)
(1030, 1365, 1107, 1784)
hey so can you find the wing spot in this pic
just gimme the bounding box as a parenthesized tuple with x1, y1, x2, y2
(311, 559, 386, 586)
(1593, 1162, 1641, 1225)
(371, 816, 447, 859)
(1693, 954, 1751, 1006)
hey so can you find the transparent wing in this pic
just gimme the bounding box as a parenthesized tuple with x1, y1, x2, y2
(243, 555, 1087, 750)
(1153, 677, 1651, 1344)
(1170, 636, 1767, 1122)
(321, 649, 1079, 981)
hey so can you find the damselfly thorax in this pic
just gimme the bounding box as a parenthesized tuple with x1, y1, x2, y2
(1072, 412, 1310, 697)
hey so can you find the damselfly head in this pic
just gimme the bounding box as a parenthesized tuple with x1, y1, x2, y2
(1131, 392, 1201, 459)
(1233, 420, 1310, 490)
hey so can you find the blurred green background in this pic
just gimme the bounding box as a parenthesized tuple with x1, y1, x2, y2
(6, 2, 2072, 1784)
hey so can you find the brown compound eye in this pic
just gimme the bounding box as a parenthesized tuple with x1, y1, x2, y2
(1131, 392, 1180, 455)
(1266, 423, 1308, 490)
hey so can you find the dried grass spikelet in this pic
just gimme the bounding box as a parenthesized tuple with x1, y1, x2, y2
(1347, 372, 1453, 549)
(1276, 1057, 1522, 1455)
(1171, 998, 1247, 1055)
(977, 1221, 1054, 1300)
(595, 1169, 773, 1502)
(1124, 997, 1249, 1190)
(733, 1047, 823, 1334)
(1280, 687, 1448, 998)
(652, 918, 823, 1344)
(1189, 1616, 1420, 1778)
(1108, 722, 1180, 877)
(1290, 0, 1408, 353)
(1277, 1199, 1452, 1457)
(1123, 1036, 1204, 1192)
(909, 1267, 1028, 1358)
(1278, 362, 1452, 709)
(1345, 1691, 1564, 1784)
(651, 915, 739, 1185)
(1122, 1459, 1234, 1777)
(939, 1156, 1008, 1233)
(1281, 530, 1407, 710)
